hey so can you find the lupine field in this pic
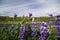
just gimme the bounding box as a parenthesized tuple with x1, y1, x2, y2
(0, 13, 60, 40)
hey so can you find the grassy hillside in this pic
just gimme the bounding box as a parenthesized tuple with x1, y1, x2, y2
(0, 16, 55, 24)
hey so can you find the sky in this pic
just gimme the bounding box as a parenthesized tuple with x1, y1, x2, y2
(0, 0, 60, 17)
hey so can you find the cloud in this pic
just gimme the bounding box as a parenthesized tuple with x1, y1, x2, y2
(0, 0, 60, 17)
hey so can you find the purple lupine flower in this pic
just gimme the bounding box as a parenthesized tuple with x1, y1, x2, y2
(55, 15, 60, 35)
(55, 17, 60, 21)
(40, 31, 48, 37)
(40, 26, 47, 31)
(55, 15, 60, 28)
(55, 25, 60, 30)
(56, 31, 60, 35)
(40, 26, 44, 31)
(54, 21, 60, 25)
(41, 22, 47, 27)
(21, 26, 26, 32)
(43, 31, 48, 37)
(29, 13, 32, 17)
(55, 25, 60, 35)
(32, 22, 36, 25)
(19, 25, 26, 39)
(28, 13, 32, 22)
(55, 15, 60, 20)
(18, 32, 25, 39)
(31, 30, 37, 37)
(48, 14, 53, 21)
(55, 15, 60, 25)
(14, 13, 17, 19)
(40, 22, 48, 31)
(56, 15, 60, 18)
(38, 36, 46, 40)
(41, 22, 45, 26)
(43, 27, 47, 31)
(49, 14, 53, 18)
(32, 22, 37, 28)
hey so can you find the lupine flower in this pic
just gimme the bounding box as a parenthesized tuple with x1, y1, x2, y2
(56, 31, 60, 35)
(49, 14, 53, 18)
(31, 22, 38, 32)
(18, 25, 26, 39)
(41, 22, 45, 26)
(43, 27, 47, 31)
(38, 36, 46, 40)
(41, 22, 47, 27)
(32, 22, 37, 28)
(28, 13, 32, 22)
(43, 31, 48, 37)
(55, 25, 60, 30)
(55, 15, 60, 26)
(14, 13, 17, 20)
(55, 15, 60, 20)
(29, 13, 32, 17)
(55, 25, 60, 35)
(40, 31, 48, 37)
(40, 26, 47, 31)
(40, 22, 47, 31)
(32, 22, 36, 25)
(54, 21, 60, 25)
(55, 17, 60, 21)
(18, 32, 25, 39)
(55, 15, 60, 36)
(31, 30, 37, 37)
(55, 16, 60, 25)
(48, 14, 53, 21)
(40, 26, 44, 31)
(21, 26, 26, 32)
(40, 22, 48, 37)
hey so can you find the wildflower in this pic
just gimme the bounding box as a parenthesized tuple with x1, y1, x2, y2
(28, 13, 32, 22)
(29, 13, 32, 17)
(41, 22, 47, 27)
(55, 15, 60, 36)
(38, 36, 46, 40)
(31, 30, 37, 37)
(32, 22, 37, 28)
(21, 26, 26, 32)
(40, 31, 48, 37)
(48, 14, 53, 18)
(19, 24, 26, 39)
(40, 22, 48, 31)
(18, 32, 25, 39)
(55, 25, 60, 30)
(56, 31, 60, 35)
(48, 14, 53, 21)
(14, 13, 17, 20)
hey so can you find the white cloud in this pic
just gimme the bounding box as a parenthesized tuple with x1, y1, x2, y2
(0, 0, 60, 17)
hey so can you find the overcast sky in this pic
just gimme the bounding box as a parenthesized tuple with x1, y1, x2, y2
(0, 0, 60, 17)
